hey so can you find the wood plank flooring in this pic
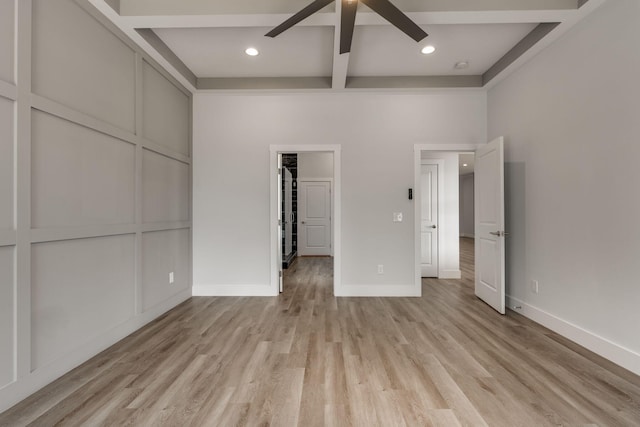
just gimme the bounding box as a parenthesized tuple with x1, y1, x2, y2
(2, 238, 640, 426)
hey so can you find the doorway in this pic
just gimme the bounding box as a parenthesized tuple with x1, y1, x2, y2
(414, 140, 506, 314)
(413, 144, 480, 291)
(270, 145, 341, 296)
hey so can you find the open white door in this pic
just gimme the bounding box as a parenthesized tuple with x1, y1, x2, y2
(474, 137, 506, 314)
(277, 155, 283, 293)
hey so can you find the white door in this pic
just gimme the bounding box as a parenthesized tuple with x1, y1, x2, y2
(474, 137, 506, 314)
(298, 181, 331, 256)
(421, 164, 438, 277)
(283, 167, 293, 258)
(277, 156, 284, 293)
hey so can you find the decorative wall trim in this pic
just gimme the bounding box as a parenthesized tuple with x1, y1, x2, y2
(0, 80, 16, 101)
(31, 94, 137, 145)
(507, 295, 640, 376)
(0, 0, 193, 413)
(0, 290, 191, 413)
(141, 138, 191, 165)
(0, 230, 15, 247)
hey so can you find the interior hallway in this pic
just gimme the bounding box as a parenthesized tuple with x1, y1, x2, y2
(1, 243, 639, 425)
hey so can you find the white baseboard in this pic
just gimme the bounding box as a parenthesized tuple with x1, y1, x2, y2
(507, 295, 640, 376)
(439, 269, 462, 279)
(192, 284, 277, 296)
(0, 289, 192, 414)
(336, 284, 420, 297)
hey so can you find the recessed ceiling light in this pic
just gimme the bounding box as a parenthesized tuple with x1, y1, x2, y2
(463, 163, 468, 167)
(421, 45, 436, 55)
(245, 47, 259, 56)
(454, 61, 469, 70)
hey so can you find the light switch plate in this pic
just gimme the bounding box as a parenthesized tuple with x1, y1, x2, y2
(393, 212, 403, 222)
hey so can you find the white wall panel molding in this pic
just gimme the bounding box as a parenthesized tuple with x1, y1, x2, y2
(14, 0, 33, 387)
(0, 0, 193, 414)
(0, 288, 190, 412)
(0, 246, 14, 389)
(134, 52, 144, 317)
(141, 221, 192, 233)
(31, 94, 138, 146)
(0, 0, 15, 86)
(141, 137, 191, 165)
(0, 230, 16, 247)
(0, 96, 14, 231)
(0, 81, 16, 101)
(32, 0, 136, 133)
(30, 225, 137, 244)
(141, 60, 191, 156)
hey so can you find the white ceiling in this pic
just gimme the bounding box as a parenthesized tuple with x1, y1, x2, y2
(89, 0, 606, 91)
(154, 27, 335, 78)
(348, 23, 537, 77)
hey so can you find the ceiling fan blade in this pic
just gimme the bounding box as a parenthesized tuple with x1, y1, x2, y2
(265, 0, 335, 38)
(360, 0, 427, 42)
(340, 0, 358, 54)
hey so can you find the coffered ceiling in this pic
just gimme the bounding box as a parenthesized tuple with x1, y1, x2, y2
(89, 0, 605, 92)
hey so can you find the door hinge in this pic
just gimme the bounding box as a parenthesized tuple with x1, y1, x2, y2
(279, 271, 283, 278)
(278, 168, 282, 175)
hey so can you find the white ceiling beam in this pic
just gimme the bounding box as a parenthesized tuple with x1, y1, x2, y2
(331, 0, 348, 89)
(120, 9, 575, 30)
(120, 13, 337, 29)
(358, 10, 576, 25)
(118, 0, 577, 16)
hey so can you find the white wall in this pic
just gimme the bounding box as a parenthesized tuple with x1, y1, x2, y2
(193, 92, 486, 296)
(298, 152, 334, 179)
(0, 0, 192, 413)
(488, 0, 640, 374)
(420, 152, 461, 278)
(459, 173, 474, 238)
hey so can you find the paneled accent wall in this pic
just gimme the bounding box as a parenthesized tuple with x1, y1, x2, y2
(0, 0, 192, 413)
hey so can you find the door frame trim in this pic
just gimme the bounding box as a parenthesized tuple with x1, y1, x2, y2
(413, 144, 482, 293)
(270, 145, 341, 296)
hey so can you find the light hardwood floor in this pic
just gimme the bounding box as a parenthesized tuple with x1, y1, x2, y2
(2, 238, 640, 426)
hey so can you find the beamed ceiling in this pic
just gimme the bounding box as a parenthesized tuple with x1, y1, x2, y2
(90, 0, 605, 92)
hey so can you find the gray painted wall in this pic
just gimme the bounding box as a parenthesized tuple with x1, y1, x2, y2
(193, 92, 486, 294)
(488, 0, 640, 371)
(0, 0, 192, 412)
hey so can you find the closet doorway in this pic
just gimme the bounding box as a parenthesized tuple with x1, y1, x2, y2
(270, 145, 342, 295)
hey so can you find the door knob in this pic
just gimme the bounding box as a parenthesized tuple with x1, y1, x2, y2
(489, 231, 501, 236)
(301, 221, 306, 224)
(431, 225, 436, 229)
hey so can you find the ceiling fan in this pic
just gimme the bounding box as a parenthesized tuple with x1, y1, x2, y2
(265, 0, 428, 54)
